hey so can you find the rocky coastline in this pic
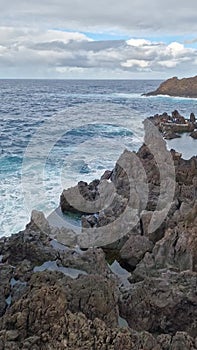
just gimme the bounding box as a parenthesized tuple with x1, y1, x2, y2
(144, 76, 197, 98)
(147, 110, 197, 140)
(0, 114, 197, 349)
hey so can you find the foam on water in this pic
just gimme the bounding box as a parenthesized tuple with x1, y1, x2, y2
(150, 94, 197, 101)
(1, 79, 197, 237)
(1, 105, 143, 236)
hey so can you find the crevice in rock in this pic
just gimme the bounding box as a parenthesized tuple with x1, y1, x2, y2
(139, 218, 144, 236)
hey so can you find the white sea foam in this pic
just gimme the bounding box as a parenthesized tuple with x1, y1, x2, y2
(149, 94, 197, 101)
(1, 80, 197, 238)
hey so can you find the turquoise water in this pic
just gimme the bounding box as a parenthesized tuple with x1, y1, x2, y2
(0, 79, 197, 237)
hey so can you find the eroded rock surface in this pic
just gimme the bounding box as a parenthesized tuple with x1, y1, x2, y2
(147, 111, 195, 139)
(145, 76, 197, 98)
(1, 117, 197, 348)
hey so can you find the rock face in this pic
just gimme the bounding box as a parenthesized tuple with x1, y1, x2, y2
(190, 130, 197, 139)
(119, 270, 197, 336)
(147, 111, 195, 139)
(60, 179, 100, 214)
(145, 76, 197, 98)
(0, 225, 196, 349)
(120, 235, 154, 270)
(1, 116, 197, 348)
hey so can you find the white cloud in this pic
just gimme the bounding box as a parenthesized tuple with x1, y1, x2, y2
(0, 26, 197, 78)
(158, 60, 177, 68)
(126, 39, 151, 47)
(0, 0, 197, 35)
(121, 59, 150, 68)
(167, 42, 187, 57)
(0, 1, 197, 77)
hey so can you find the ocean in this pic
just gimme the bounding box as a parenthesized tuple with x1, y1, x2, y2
(1, 79, 197, 237)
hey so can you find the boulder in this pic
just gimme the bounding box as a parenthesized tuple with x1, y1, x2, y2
(140, 210, 170, 243)
(120, 235, 153, 270)
(60, 179, 100, 214)
(190, 130, 197, 139)
(119, 270, 197, 337)
(163, 131, 181, 140)
(190, 112, 196, 124)
(131, 201, 197, 282)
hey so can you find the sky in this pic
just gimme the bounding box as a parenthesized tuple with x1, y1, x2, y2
(0, 0, 197, 79)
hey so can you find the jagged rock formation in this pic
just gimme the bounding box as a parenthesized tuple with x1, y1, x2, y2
(147, 111, 196, 139)
(191, 130, 197, 139)
(145, 76, 197, 98)
(0, 117, 197, 348)
(75, 143, 197, 247)
(0, 211, 196, 349)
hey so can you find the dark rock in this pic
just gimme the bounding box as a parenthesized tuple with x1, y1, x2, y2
(131, 201, 197, 282)
(120, 235, 153, 270)
(101, 169, 112, 180)
(148, 112, 195, 138)
(1, 115, 197, 348)
(0, 267, 196, 349)
(190, 130, 197, 139)
(119, 270, 197, 337)
(140, 210, 168, 243)
(190, 112, 196, 124)
(144, 76, 197, 98)
(163, 131, 181, 140)
(0, 265, 13, 317)
(60, 179, 100, 215)
(171, 110, 186, 124)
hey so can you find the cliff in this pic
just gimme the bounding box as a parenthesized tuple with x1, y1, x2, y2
(145, 76, 197, 98)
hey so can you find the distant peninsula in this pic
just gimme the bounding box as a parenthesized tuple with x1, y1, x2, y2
(145, 76, 197, 98)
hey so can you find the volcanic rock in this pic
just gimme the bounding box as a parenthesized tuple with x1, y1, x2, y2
(190, 130, 197, 139)
(119, 270, 197, 337)
(120, 235, 154, 270)
(1, 114, 197, 348)
(145, 76, 197, 98)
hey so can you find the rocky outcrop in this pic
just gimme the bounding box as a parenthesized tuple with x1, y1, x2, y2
(0, 214, 196, 349)
(147, 111, 195, 139)
(132, 209, 197, 281)
(119, 270, 197, 337)
(0, 271, 196, 349)
(120, 235, 154, 270)
(164, 131, 181, 140)
(75, 137, 196, 250)
(190, 130, 197, 139)
(145, 76, 197, 98)
(60, 179, 100, 214)
(190, 112, 196, 123)
(1, 116, 197, 348)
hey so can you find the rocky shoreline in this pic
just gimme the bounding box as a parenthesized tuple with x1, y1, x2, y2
(147, 110, 197, 140)
(144, 76, 197, 98)
(0, 115, 197, 349)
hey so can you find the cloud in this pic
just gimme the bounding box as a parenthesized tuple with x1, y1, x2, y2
(0, 1, 197, 77)
(184, 38, 197, 44)
(126, 39, 152, 47)
(121, 59, 150, 69)
(0, 0, 197, 35)
(0, 27, 196, 78)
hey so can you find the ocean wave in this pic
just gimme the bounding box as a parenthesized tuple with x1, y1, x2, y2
(0, 155, 22, 172)
(147, 94, 197, 101)
(113, 92, 145, 99)
(1, 80, 197, 237)
(67, 123, 133, 138)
